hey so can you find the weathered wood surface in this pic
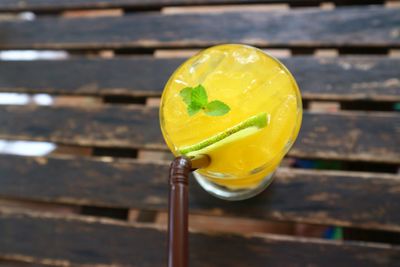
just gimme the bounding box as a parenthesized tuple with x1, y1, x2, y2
(0, 260, 48, 267)
(1, 56, 399, 101)
(0, 212, 399, 267)
(0, 106, 399, 163)
(0, 6, 398, 49)
(0, 0, 380, 12)
(1, 155, 400, 231)
(291, 111, 400, 163)
(0, 105, 164, 148)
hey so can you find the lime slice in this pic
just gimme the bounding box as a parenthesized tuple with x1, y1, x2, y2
(178, 112, 269, 157)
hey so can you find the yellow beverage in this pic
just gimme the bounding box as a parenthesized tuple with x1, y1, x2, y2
(160, 44, 302, 200)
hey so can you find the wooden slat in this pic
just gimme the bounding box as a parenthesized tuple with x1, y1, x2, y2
(1, 155, 400, 231)
(0, 0, 377, 12)
(1, 56, 399, 101)
(0, 6, 398, 49)
(0, 198, 79, 216)
(286, 57, 400, 101)
(0, 105, 164, 149)
(0, 212, 399, 267)
(0, 57, 178, 97)
(0, 260, 47, 267)
(0, 105, 399, 163)
(291, 111, 400, 163)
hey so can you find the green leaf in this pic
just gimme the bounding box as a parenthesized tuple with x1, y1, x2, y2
(179, 84, 230, 117)
(179, 87, 192, 105)
(204, 100, 230, 116)
(187, 102, 202, 116)
(191, 84, 208, 108)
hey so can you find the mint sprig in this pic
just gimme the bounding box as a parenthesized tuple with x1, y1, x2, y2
(179, 84, 230, 116)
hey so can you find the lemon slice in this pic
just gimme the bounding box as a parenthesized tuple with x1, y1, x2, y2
(178, 112, 269, 157)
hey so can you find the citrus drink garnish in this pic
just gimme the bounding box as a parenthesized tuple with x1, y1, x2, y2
(160, 44, 302, 192)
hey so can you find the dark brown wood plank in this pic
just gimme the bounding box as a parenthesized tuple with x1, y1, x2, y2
(1, 155, 400, 231)
(0, 261, 47, 267)
(0, 259, 48, 267)
(1, 56, 399, 101)
(0, 212, 399, 267)
(0, 57, 178, 97)
(0, 0, 377, 12)
(0, 6, 398, 49)
(285, 57, 400, 101)
(0, 105, 164, 149)
(291, 111, 400, 163)
(0, 105, 399, 163)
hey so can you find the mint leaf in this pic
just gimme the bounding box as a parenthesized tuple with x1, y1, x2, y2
(179, 84, 230, 117)
(187, 102, 202, 116)
(191, 84, 208, 108)
(179, 87, 192, 105)
(204, 100, 230, 116)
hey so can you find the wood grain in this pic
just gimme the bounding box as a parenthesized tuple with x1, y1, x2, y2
(0, 105, 399, 163)
(0, 0, 379, 12)
(0, 259, 48, 267)
(1, 155, 400, 231)
(0, 56, 399, 101)
(290, 111, 400, 163)
(0, 212, 399, 267)
(0, 105, 164, 149)
(0, 6, 398, 49)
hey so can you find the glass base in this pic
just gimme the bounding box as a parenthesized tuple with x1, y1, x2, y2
(193, 171, 274, 201)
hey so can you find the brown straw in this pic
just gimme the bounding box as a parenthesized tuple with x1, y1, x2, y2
(167, 155, 209, 267)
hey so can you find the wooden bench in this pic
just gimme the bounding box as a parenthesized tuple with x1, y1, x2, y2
(0, 1, 399, 266)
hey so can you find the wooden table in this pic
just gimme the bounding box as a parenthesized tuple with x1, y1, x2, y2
(0, 1, 399, 266)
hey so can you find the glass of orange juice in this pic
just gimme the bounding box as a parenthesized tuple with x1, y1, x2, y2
(160, 44, 302, 200)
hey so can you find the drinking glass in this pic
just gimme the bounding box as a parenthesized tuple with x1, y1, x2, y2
(160, 44, 302, 200)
